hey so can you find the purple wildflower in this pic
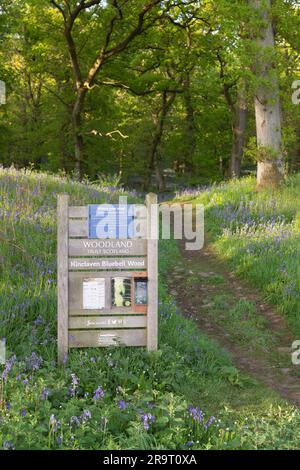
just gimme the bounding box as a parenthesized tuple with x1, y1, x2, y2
(118, 400, 129, 410)
(204, 416, 216, 430)
(3, 441, 15, 450)
(41, 388, 50, 400)
(81, 410, 92, 422)
(188, 405, 203, 423)
(26, 352, 42, 371)
(141, 413, 155, 431)
(2, 354, 16, 382)
(69, 373, 79, 397)
(93, 386, 104, 401)
(49, 414, 59, 433)
(21, 409, 26, 417)
(70, 416, 80, 427)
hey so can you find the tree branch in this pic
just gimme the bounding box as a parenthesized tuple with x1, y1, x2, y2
(51, 0, 66, 21)
(84, 0, 161, 88)
(104, 0, 161, 58)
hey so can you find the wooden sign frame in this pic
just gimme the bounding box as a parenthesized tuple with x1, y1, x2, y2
(57, 193, 158, 363)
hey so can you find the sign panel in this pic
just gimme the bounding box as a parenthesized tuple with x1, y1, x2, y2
(69, 316, 147, 329)
(69, 257, 146, 270)
(68, 239, 147, 256)
(69, 329, 147, 348)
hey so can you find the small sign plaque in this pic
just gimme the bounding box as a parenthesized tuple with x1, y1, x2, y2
(82, 278, 105, 310)
(69, 257, 146, 270)
(68, 239, 147, 256)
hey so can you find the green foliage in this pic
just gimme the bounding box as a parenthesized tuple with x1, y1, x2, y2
(245, 138, 282, 163)
(1, 0, 298, 186)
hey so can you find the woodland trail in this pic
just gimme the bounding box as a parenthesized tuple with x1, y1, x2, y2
(168, 239, 300, 407)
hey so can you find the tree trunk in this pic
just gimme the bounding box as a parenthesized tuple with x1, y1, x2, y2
(229, 81, 248, 178)
(251, 0, 284, 191)
(72, 88, 87, 176)
(183, 71, 196, 173)
(144, 91, 176, 191)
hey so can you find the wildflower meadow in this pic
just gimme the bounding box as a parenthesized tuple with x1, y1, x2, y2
(1, 168, 300, 451)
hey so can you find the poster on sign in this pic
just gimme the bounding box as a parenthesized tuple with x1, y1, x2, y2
(82, 278, 105, 310)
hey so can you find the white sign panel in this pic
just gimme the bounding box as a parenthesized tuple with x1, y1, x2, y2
(82, 278, 105, 310)
(0, 338, 5, 365)
(69, 257, 146, 270)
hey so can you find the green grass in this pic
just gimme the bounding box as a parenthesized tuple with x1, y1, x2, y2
(176, 175, 300, 334)
(1, 167, 300, 450)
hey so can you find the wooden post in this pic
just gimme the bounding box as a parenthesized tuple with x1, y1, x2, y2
(146, 193, 158, 351)
(57, 194, 69, 364)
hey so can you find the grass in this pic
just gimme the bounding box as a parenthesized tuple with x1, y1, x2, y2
(1, 167, 300, 449)
(176, 175, 300, 335)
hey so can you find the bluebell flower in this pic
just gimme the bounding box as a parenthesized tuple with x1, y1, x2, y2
(141, 413, 155, 430)
(26, 352, 43, 371)
(70, 416, 80, 427)
(3, 441, 15, 450)
(1, 354, 16, 382)
(93, 386, 104, 401)
(204, 416, 216, 430)
(81, 410, 92, 422)
(188, 405, 203, 423)
(69, 373, 79, 397)
(118, 400, 128, 410)
(41, 388, 50, 400)
(49, 414, 59, 432)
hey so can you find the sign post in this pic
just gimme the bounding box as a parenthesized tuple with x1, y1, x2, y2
(146, 193, 158, 352)
(57, 193, 158, 363)
(57, 194, 69, 363)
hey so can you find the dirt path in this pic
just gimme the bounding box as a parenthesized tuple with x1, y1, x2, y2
(168, 239, 300, 407)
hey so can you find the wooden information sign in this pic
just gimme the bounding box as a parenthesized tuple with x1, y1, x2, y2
(57, 194, 158, 363)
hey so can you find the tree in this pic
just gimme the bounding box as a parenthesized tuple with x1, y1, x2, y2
(250, 0, 284, 190)
(51, 0, 162, 175)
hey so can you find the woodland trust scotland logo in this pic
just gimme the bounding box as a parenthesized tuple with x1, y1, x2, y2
(89, 196, 204, 251)
(0, 80, 6, 105)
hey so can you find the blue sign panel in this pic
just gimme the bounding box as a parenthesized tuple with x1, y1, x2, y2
(89, 204, 135, 239)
